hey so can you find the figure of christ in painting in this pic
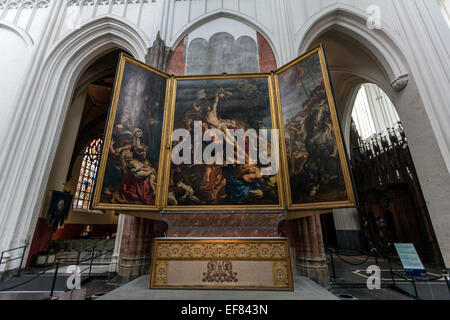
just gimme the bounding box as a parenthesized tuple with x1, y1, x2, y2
(199, 87, 266, 203)
(169, 78, 279, 207)
(121, 152, 157, 205)
(104, 124, 157, 205)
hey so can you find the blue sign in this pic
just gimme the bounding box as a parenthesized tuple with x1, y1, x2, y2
(394, 243, 427, 277)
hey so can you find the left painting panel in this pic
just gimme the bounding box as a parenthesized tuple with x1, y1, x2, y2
(92, 55, 170, 211)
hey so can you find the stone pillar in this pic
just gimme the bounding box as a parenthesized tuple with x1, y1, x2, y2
(117, 216, 154, 281)
(108, 213, 124, 278)
(333, 208, 362, 252)
(295, 215, 330, 288)
(278, 219, 298, 277)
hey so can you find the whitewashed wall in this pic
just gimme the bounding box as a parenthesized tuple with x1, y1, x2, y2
(0, 0, 449, 269)
(0, 0, 51, 143)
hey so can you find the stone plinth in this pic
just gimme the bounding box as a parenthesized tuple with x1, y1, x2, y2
(162, 211, 285, 237)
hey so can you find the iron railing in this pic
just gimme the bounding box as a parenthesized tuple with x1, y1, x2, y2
(0, 245, 27, 277)
(0, 245, 114, 300)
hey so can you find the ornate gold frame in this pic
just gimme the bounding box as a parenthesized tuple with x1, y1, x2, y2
(92, 54, 173, 211)
(160, 73, 286, 211)
(273, 45, 356, 211)
(92, 46, 356, 213)
(150, 238, 294, 291)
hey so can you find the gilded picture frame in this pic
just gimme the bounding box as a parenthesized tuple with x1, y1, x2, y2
(93, 46, 356, 213)
(274, 45, 357, 211)
(92, 54, 173, 211)
(160, 73, 286, 211)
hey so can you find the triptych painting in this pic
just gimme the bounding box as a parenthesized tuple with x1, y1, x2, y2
(92, 46, 356, 213)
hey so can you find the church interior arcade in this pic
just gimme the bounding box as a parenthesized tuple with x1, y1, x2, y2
(1, 1, 446, 295)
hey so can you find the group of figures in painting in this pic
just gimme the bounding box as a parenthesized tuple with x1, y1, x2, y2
(95, 49, 352, 210)
(100, 61, 166, 206)
(278, 52, 347, 204)
(168, 77, 279, 206)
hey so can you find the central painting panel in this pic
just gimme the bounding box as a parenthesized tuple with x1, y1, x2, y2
(163, 75, 284, 210)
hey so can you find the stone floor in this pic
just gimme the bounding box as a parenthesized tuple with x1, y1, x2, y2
(99, 275, 339, 300)
(1, 251, 448, 300)
(327, 252, 450, 300)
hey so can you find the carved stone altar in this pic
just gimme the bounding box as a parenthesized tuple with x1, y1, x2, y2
(151, 238, 293, 290)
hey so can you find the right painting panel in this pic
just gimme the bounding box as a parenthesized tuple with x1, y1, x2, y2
(275, 46, 356, 210)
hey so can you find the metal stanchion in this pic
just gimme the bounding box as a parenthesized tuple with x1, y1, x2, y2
(388, 259, 396, 286)
(329, 249, 337, 282)
(49, 261, 60, 300)
(411, 276, 419, 299)
(76, 250, 81, 267)
(373, 250, 379, 267)
(443, 269, 450, 294)
(17, 247, 26, 277)
(88, 246, 95, 278)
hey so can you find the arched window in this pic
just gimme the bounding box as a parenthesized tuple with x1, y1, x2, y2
(73, 138, 103, 210)
(351, 84, 400, 141)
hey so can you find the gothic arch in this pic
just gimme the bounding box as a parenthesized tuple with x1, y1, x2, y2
(296, 4, 409, 85)
(46, 16, 148, 65)
(169, 10, 280, 66)
(293, 6, 413, 148)
(0, 20, 34, 47)
(0, 16, 148, 256)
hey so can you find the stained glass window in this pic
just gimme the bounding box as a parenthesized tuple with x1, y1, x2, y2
(73, 138, 103, 210)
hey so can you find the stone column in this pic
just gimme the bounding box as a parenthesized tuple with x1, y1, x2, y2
(108, 213, 124, 278)
(278, 219, 298, 277)
(295, 215, 330, 288)
(392, 0, 450, 268)
(333, 208, 362, 252)
(117, 216, 154, 281)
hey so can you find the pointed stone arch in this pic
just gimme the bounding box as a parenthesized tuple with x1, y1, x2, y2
(169, 10, 280, 67)
(297, 4, 409, 87)
(0, 20, 34, 47)
(0, 16, 148, 265)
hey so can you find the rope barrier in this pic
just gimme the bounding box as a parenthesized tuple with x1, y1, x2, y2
(329, 249, 370, 257)
(330, 248, 376, 266)
(0, 262, 57, 292)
